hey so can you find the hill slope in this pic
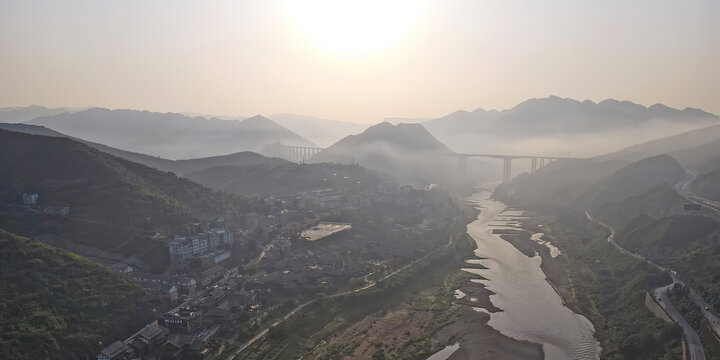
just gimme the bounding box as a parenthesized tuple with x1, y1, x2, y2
(599, 124, 720, 163)
(28, 108, 316, 159)
(0, 129, 250, 255)
(580, 155, 685, 210)
(496, 155, 685, 211)
(0, 123, 287, 175)
(312, 122, 457, 186)
(186, 163, 393, 196)
(0, 229, 150, 360)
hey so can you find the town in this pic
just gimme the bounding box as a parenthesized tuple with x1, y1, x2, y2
(95, 181, 465, 360)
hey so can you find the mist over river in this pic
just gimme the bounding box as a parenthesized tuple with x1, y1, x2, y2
(464, 187, 601, 360)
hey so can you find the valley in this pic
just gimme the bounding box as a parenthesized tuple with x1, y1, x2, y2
(2, 97, 720, 360)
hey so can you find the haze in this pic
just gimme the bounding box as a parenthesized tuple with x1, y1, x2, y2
(1, 0, 719, 123)
(5, 2, 720, 360)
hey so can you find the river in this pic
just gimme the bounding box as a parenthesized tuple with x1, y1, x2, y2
(463, 187, 600, 360)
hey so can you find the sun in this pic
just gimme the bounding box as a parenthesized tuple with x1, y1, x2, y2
(286, 0, 425, 57)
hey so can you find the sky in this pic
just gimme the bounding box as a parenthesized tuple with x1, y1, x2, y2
(1, 0, 719, 124)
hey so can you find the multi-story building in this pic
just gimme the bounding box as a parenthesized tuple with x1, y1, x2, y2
(169, 237, 193, 264)
(162, 307, 201, 333)
(168, 229, 233, 264)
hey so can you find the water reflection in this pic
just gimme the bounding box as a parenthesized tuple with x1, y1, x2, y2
(464, 188, 600, 360)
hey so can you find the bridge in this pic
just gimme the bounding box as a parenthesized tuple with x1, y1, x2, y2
(451, 153, 584, 182)
(267, 144, 324, 163)
(270, 144, 583, 183)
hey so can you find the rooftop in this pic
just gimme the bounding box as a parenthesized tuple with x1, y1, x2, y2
(301, 221, 352, 241)
(100, 340, 129, 358)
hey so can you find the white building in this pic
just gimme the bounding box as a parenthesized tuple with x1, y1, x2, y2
(168, 229, 233, 264)
(22, 193, 38, 207)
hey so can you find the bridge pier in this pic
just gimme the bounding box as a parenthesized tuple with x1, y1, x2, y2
(273, 144, 324, 164)
(503, 158, 512, 183)
(448, 153, 582, 183)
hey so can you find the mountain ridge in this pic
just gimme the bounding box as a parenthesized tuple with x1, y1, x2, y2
(27, 108, 317, 159)
(0, 122, 287, 175)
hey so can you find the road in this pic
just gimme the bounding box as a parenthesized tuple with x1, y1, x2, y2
(225, 239, 453, 359)
(586, 212, 706, 360)
(674, 169, 720, 336)
(675, 169, 720, 215)
(652, 283, 707, 360)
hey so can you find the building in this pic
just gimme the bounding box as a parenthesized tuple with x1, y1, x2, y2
(169, 229, 233, 264)
(97, 340, 131, 360)
(169, 285, 179, 303)
(169, 237, 193, 264)
(214, 229, 233, 245)
(162, 307, 201, 333)
(22, 193, 38, 207)
(301, 222, 352, 241)
(309, 188, 344, 209)
(137, 323, 170, 350)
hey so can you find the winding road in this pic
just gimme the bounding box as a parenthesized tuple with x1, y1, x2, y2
(674, 169, 720, 336)
(582, 167, 720, 360)
(675, 169, 720, 215)
(585, 212, 706, 360)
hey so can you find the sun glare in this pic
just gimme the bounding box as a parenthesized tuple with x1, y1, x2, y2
(286, 0, 425, 57)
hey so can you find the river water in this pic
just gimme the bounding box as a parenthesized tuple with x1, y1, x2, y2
(463, 187, 600, 360)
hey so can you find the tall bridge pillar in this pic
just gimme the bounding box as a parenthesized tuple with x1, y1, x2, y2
(502, 158, 512, 183)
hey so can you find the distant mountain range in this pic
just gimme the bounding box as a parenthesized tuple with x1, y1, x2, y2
(425, 96, 718, 136)
(0, 105, 69, 123)
(0, 123, 288, 175)
(26, 108, 317, 159)
(415, 96, 720, 155)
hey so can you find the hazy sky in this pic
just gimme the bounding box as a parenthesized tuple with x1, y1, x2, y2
(1, 0, 718, 123)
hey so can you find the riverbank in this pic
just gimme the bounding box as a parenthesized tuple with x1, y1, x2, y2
(233, 196, 543, 360)
(301, 269, 543, 360)
(512, 207, 684, 359)
(497, 224, 584, 316)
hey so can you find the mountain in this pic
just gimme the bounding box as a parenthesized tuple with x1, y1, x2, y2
(494, 158, 630, 205)
(186, 163, 393, 196)
(579, 155, 685, 210)
(0, 229, 151, 359)
(615, 215, 718, 259)
(0, 105, 69, 124)
(0, 123, 287, 175)
(422, 96, 720, 155)
(598, 124, 720, 163)
(592, 184, 686, 231)
(268, 114, 367, 148)
(28, 108, 317, 159)
(495, 155, 684, 210)
(311, 122, 458, 186)
(667, 138, 720, 169)
(383, 116, 430, 124)
(0, 129, 250, 256)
